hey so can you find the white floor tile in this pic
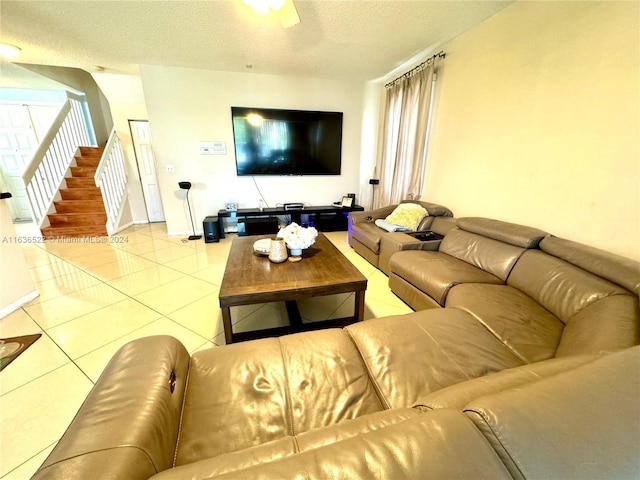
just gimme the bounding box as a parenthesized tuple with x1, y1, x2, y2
(0, 309, 42, 338)
(0, 363, 93, 477)
(46, 298, 163, 359)
(0, 334, 70, 395)
(1, 445, 53, 480)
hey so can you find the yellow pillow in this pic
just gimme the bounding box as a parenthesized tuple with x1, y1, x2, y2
(384, 203, 428, 231)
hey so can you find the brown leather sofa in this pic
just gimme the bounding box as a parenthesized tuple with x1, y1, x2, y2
(33, 217, 640, 479)
(347, 200, 455, 270)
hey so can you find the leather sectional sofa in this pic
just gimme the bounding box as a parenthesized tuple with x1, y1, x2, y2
(33, 216, 640, 479)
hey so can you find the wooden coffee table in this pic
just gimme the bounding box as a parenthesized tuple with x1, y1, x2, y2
(218, 233, 367, 344)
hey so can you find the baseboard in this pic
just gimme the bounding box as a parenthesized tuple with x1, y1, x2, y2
(0, 290, 40, 319)
(112, 220, 134, 235)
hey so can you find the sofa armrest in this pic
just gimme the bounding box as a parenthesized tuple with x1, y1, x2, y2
(379, 233, 443, 275)
(32, 336, 190, 480)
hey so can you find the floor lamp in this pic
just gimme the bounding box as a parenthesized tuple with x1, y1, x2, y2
(178, 181, 202, 240)
(369, 179, 379, 210)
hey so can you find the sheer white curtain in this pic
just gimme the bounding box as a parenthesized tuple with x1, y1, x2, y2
(375, 58, 441, 208)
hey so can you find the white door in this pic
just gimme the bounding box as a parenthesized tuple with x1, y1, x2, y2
(130, 120, 165, 222)
(0, 103, 60, 221)
(0, 105, 38, 221)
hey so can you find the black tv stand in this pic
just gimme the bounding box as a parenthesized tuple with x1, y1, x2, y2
(217, 204, 364, 237)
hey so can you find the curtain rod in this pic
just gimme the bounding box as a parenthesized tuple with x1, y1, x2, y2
(385, 51, 446, 89)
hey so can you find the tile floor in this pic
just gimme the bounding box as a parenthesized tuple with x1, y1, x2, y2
(0, 222, 413, 479)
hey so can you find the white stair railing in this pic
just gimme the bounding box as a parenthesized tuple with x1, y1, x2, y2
(22, 96, 92, 227)
(95, 128, 128, 235)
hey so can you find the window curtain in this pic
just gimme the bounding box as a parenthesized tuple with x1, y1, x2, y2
(375, 59, 440, 208)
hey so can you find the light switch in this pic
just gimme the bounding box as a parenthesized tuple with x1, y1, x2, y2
(201, 141, 226, 155)
(166, 165, 174, 173)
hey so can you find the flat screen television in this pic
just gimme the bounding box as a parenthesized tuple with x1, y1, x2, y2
(231, 106, 343, 176)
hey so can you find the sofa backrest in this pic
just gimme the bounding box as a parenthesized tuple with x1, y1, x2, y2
(438, 217, 548, 282)
(508, 236, 640, 356)
(463, 345, 640, 480)
(427, 216, 457, 235)
(402, 200, 454, 218)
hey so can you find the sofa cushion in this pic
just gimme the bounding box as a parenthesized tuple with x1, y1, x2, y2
(384, 202, 428, 231)
(153, 409, 419, 479)
(345, 310, 525, 409)
(172, 410, 511, 480)
(439, 228, 527, 281)
(464, 346, 640, 480)
(389, 250, 503, 306)
(413, 353, 599, 411)
(554, 293, 640, 356)
(175, 330, 384, 465)
(445, 283, 564, 363)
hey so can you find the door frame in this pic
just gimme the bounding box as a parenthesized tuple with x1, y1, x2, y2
(128, 119, 165, 223)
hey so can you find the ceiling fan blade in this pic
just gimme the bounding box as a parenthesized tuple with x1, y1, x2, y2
(278, 0, 300, 28)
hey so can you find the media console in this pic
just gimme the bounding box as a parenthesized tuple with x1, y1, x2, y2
(217, 204, 364, 237)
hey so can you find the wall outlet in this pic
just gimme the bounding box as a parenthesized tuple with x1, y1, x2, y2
(165, 165, 175, 173)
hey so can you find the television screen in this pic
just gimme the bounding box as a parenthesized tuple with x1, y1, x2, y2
(231, 107, 343, 176)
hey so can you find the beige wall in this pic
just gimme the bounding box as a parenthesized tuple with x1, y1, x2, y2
(424, 1, 639, 260)
(92, 73, 149, 224)
(0, 199, 37, 317)
(140, 65, 366, 234)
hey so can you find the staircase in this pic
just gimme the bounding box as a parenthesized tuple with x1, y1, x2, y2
(40, 147, 108, 238)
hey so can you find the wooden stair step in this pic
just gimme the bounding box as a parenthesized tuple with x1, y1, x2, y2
(70, 166, 97, 177)
(41, 225, 108, 239)
(79, 146, 104, 156)
(66, 177, 96, 188)
(54, 200, 106, 214)
(75, 157, 101, 168)
(48, 213, 107, 227)
(60, 188, 102, 200)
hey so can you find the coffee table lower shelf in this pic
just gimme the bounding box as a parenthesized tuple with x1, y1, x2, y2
(220, 291, 365, 344)
(223, 301, 359, 343)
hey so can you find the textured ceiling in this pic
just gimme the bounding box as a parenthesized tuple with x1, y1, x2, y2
(1, 0, 512, 82)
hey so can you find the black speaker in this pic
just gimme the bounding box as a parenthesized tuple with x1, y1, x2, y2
(203, 216, 219, 243)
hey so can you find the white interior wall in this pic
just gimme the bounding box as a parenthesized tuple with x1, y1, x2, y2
(139, 65, 366, 235)
(91, 73, 150, 224)
(424, 1, 639, 260)
(0, 198, 38, 318)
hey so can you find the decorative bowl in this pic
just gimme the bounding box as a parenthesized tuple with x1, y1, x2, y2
(253, 238, 271, 256)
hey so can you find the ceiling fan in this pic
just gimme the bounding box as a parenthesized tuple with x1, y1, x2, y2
(242, 0, 300, 28)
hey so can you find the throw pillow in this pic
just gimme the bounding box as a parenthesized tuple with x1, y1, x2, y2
(384, 203, 428, 231)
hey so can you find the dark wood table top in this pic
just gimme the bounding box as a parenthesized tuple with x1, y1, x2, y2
(219, 233, 367, 307)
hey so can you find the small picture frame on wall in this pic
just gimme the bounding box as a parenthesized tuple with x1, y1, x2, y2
(341, 196, 353, 208)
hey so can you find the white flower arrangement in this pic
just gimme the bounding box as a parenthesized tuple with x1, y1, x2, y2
(277, 222, 318, 251)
